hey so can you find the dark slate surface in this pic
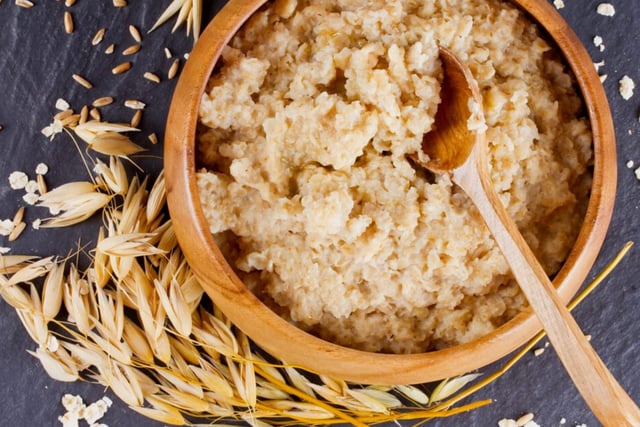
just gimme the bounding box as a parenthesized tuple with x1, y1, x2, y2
(0, 1, 638, 426)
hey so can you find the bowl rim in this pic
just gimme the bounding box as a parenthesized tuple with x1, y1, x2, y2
(164, 0, 616, 385)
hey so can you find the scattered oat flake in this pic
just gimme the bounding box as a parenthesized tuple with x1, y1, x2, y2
(72, 74, 93, 89)
(516, 413, 534, 426)
(0, 219, 14, 236)
(533, 347, 545, 356)
(112, 61, 131, 75)
(129, 25, 142, 42)
(55, 99, 70, 111)
(64, 11, 74, 34)
(498, 419, 518, 427)
(36, 163, 49, 175)
(143, 71, 160, 83)
(124, 99, 145, 110)
(619, 76, 634, 100)
(23, 192, 39, 205)
(32, 218, 41, 230)
(553, 0, 564, 9)
(593, 35, 604, 52)
(597, 3, 615, 16)
(15, 0, 34, 8)
(25, 180, 38, 194)
(105, 44, 115, 54)
(92, 28, 106, 46)
(9, 171, 29, 190)
(599, 74, 608, 83)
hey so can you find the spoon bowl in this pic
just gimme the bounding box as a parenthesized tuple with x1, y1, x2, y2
(412, 47, 640, 427)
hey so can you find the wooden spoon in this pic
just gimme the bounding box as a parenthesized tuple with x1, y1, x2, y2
(414, 47, 640, 426)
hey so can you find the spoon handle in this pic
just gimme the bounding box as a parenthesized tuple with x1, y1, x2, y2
(454, 154, 640, 427)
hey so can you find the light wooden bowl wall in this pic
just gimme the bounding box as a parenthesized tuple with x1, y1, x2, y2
(165, 0, 616, 385)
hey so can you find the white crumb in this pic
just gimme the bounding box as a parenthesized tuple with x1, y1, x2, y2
(9, 171, 29, 190)
(60, 394, 111, 427)
(533, 347, 545, 356)
(599, 74, 608, 83)
(0, 247, 10, 254)
(596, 3, 615, 16)
(0, 219, 14, 236)
(498, 419, 518, 427)
(41, 119, 64, 140)
(32, 218, 41, 230)
(576, 424, 588, 427)
(560, 418, 567, 425)
(23, 192, 39, 206)
(619, 75, 635, 100)
(55, 98, 70, 111)
(25, 179, 38, 194)
(36, 163, 49, 175)
(627, 160, 635, 168)
(58, 412, 80, 427)
(593, 35, 605, 52)
(553, 0, 564, 9)
(61, 394, 85, 414)
(634, 167, 640, 181)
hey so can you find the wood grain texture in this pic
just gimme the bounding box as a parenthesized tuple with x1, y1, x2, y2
(164, 0, 618, 385)
(418, 46, 639, 426)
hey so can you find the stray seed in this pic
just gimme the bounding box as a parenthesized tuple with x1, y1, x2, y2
(92, 28, 106, 46)
(90, 108, 101, 121)
(129, 25, 141, 43)
(54, 109, 74, 121)
(130, 110, 142, 128)
(533, 348, 545, 357)
(113, 0, 127, 6)
(37, 174, 48, 195)
(143, 72, 160, 83)
(124, 100, 145, 110)
(105, 44, 115, 55)
(112, 62, 131, 75)
(13, 207, 25, 226)
(72, 74, 93, 89)
(168, 59, 179, 80)
(60, 114, 80, 127)
(79, 105, 89, 124)
(164, 47, 172, 59)
(148, 133, 158, 145)
(516, 413, 535, 426)
(92, 97, 114, 108)
(8, 222, 26, 242)
(122, 44, 141, 56)
(65, 0, 76, 6)
(64, 11, 74, 34)
(15, 0, 34, 8)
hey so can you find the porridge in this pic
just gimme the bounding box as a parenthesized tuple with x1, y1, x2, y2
(196, 0, 592, 353)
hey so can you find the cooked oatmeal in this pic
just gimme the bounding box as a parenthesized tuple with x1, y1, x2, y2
(196, 0, 592, 353)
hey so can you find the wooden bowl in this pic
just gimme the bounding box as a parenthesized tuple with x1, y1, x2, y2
(165, 0, 616, 385)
